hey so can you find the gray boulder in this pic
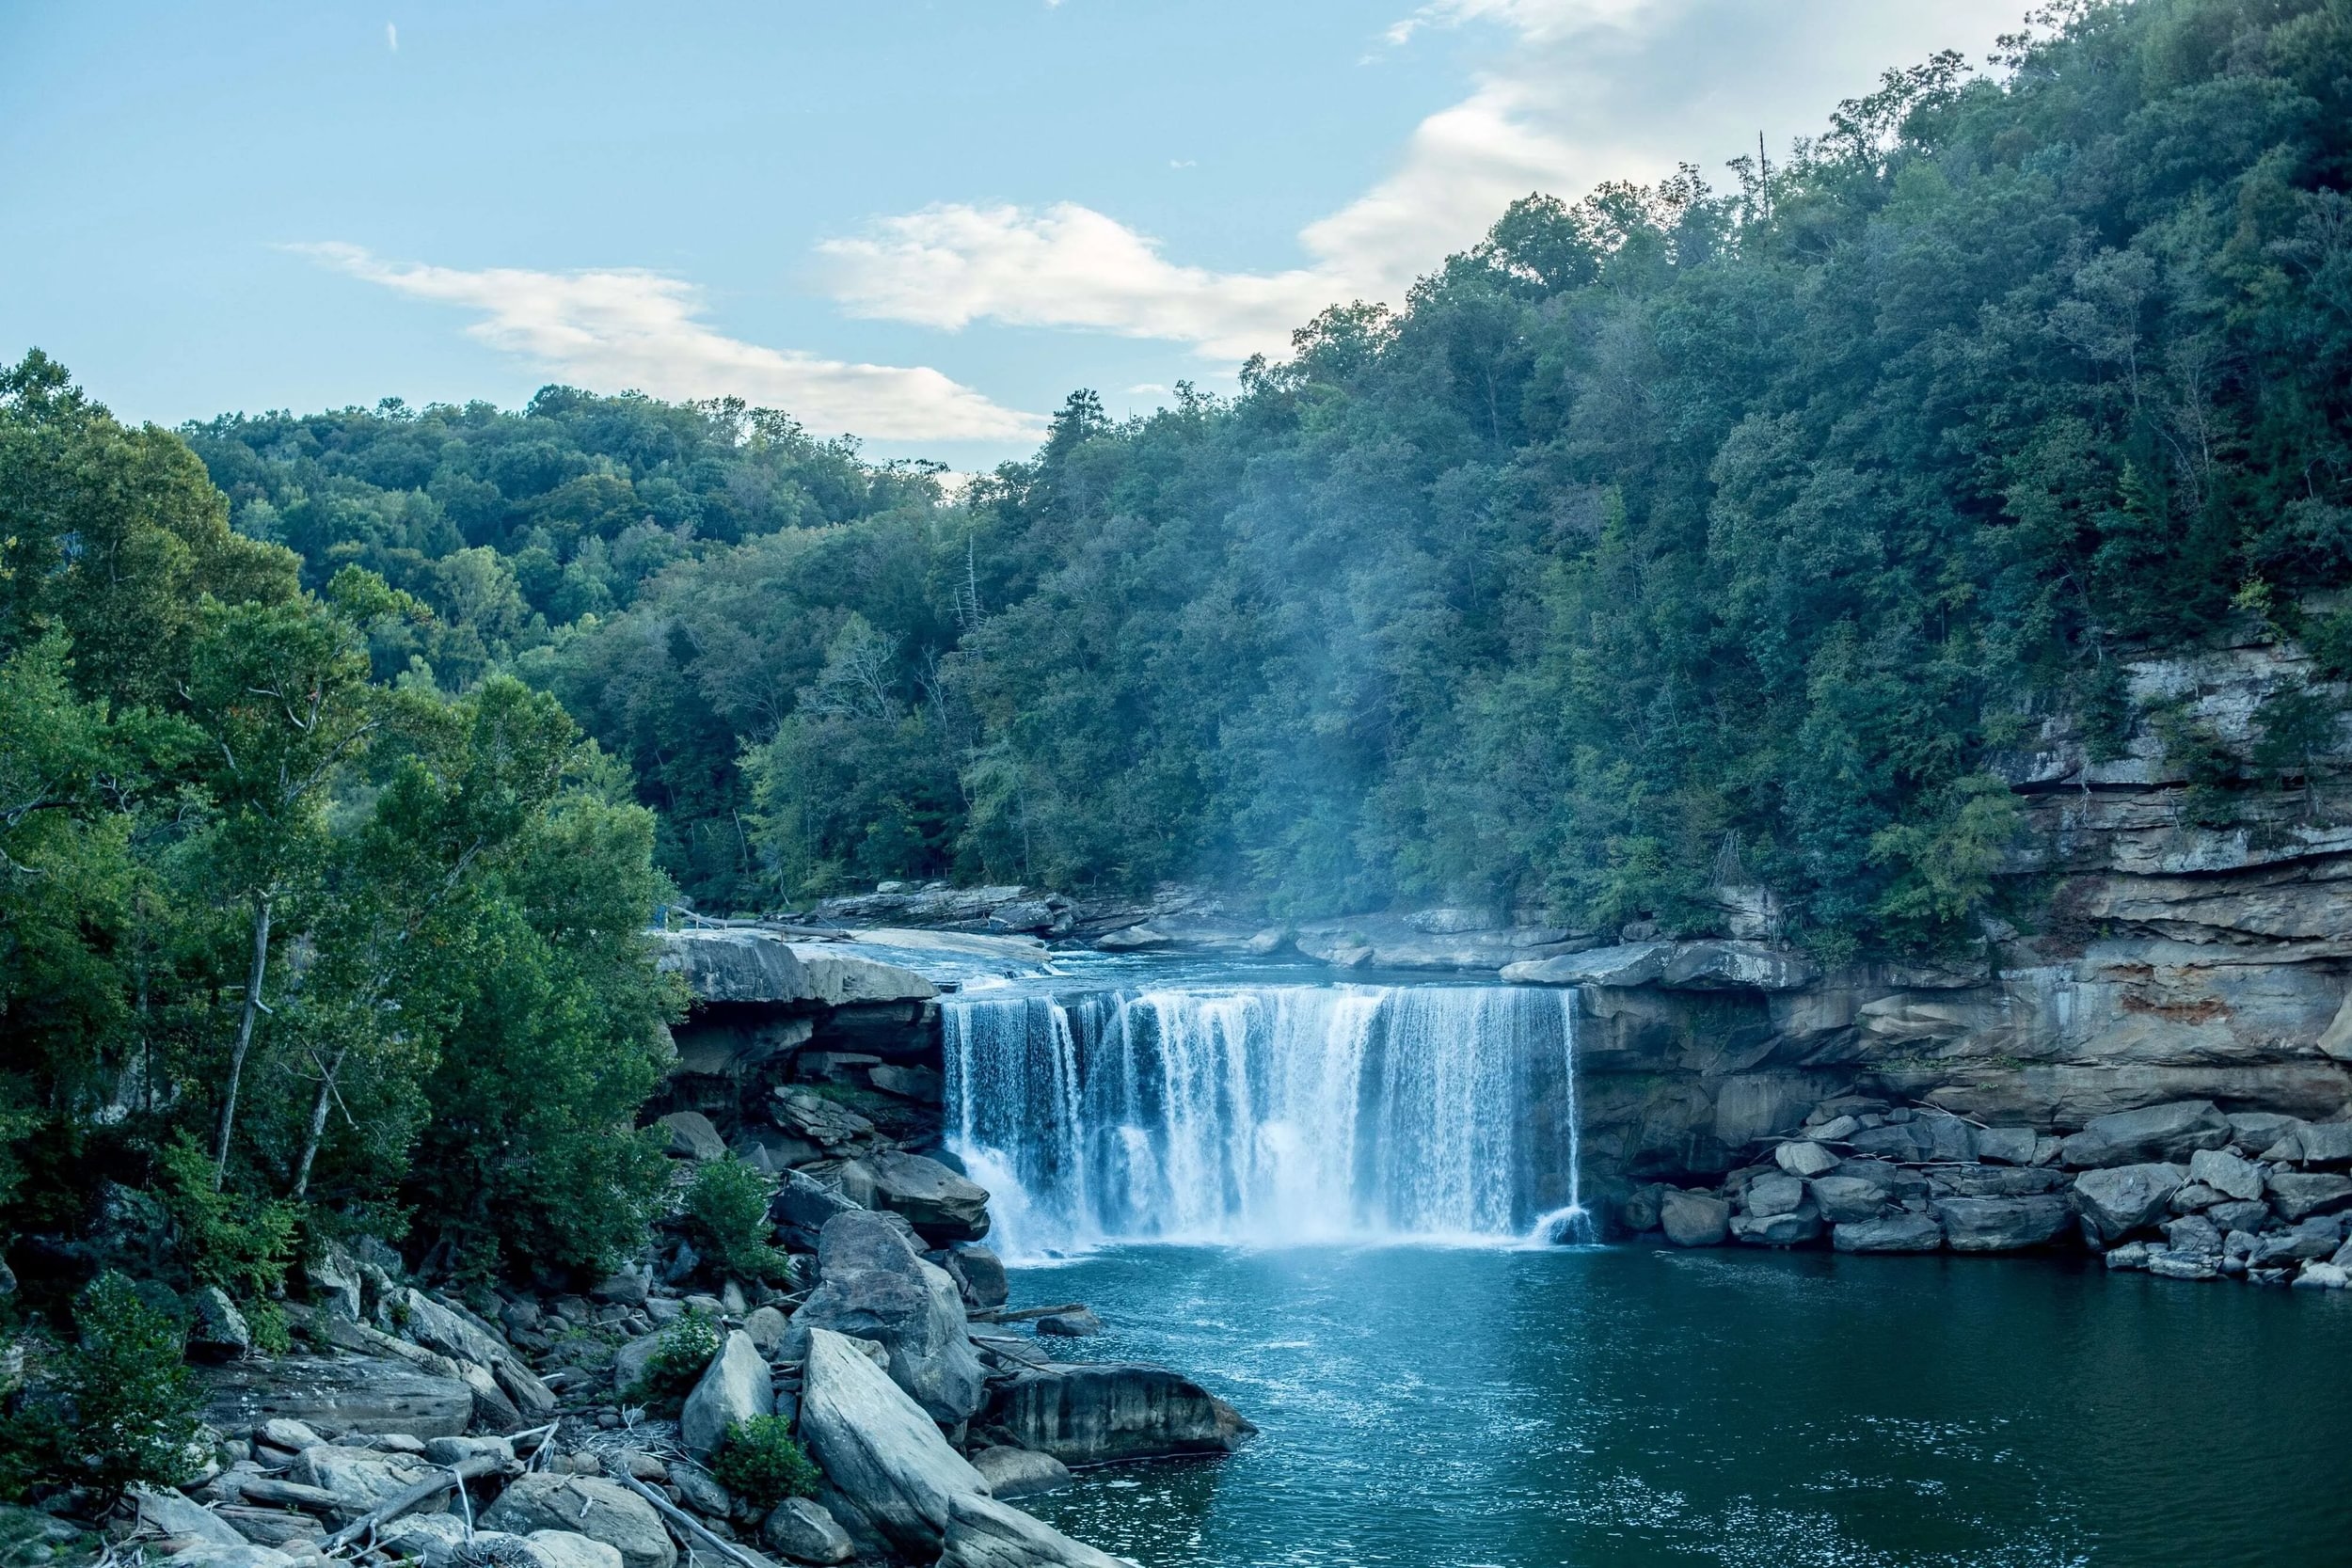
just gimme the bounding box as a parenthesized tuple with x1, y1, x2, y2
(2061, 1101, 2231, 1168)
(135, 1487, 250, 1548)
(1659, 1190, 1729, 1246)
(2186, 1148, 2265, 1202)
(526, 1534, 626, 1568)
(863, 1151, 993, 1244)
(2294, 1122, 2352, 1165)
(1730, 1209, 1822, 1247)
(969, 1447, 1073, 1499)
(200, 1355, 471, 1440)
(2267, 1171, 2352, 1222)
(2163, 1213, 2224, 1259)
(478, 1476, 675, 1568)
(188, 1288, 252, 1364)
(936, 1493, 1127, 1568)
(2208, 1198, 2272, 1232)
(1933, 1195, 2073, 1251)
(680, 1331, 774, 1456)
(1773, 1142, 1838, 1179)
(656, 1111, 729, 1162)
(1832, 1213, 1943, 1253)
(797, 1327, 989, 1560)
(788, 1211, 985, 1422)
(289, 1445, 439, 1518)
(763, 1497, 855, 1565)
(1809, 1175, 1891, 1225)
(980, 1363, 1255, 1466)
(2250, 1217, 2346, 1267)
(1035, 1308, 1103, 1338)
(1743, 1173, 1806, 1218)
(2146, 1247, 2219, 1281)
(1974, 1127, 2039, 1166)
(1931, 1165, 2065, 1198)
(2072, 1164, 2186, 1244)
(771, 1167, 865, 1245)
(947, 1245, 1010, 1310)
(743, 1305, 791, 1357)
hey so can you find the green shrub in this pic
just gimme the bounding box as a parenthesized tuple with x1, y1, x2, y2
(624, 1309, 722, 1414)
(683, 1157, 788, 1283)
(156, 1133, 299, 1302)
(710, 1416, 818, 1510)
(0, 1274, 205, 1506)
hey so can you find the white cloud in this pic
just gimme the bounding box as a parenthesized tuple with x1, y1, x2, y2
(296, 243, 1041, 442)
(819, 0, 2021, 363)
(819, 204, 1341, 360)
(385, 22, 397, 52)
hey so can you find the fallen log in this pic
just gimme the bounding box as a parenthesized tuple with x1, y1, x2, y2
(320, 1454, 502, 1554)
(612, 1469, 785, 1568)
(972, 1302, 1084, 1324)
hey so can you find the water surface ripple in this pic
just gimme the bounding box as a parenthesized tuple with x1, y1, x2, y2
(1011, 1243, 2352, 1568)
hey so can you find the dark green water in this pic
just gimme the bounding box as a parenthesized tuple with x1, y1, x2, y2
(1009, 1243, 2352, 1567)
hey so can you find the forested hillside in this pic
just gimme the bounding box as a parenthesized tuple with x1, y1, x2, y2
(183, 0, 2352, 964)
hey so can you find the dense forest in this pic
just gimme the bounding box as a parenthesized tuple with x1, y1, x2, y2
(182, 0, 2352, 963)
(6, 0, 2352, 1417)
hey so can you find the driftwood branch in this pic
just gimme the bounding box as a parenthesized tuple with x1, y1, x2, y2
(320, 1454, 502, 1554)
(612, 1470, 785, 1568)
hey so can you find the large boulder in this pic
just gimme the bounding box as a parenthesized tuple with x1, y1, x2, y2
(1730, 1209, 1822, 1247)
(2061, 1101, 2232, 1168)
(1773, 1141, 1839, 1179)
(187, 1287, 252, 1363)
(2267, 1171, 2352, 1223)
(2185, 1148, 2265, 1203)
(862, 1151, 992, 1244)
(789, 1212, 986, 1422)
(947, 1245, 1010, 1311)
(1933, 1195, 2074, 1251)
(980, 1363, 1255, 1466)
(135, 1486, 250, 1547)
(525, 1533, 626, 1568)
(290, 1445, 441, 1519)
(680, 1330, 774, 1456)
(2073, 1164, 2187, 1243)
(969, 1447, 1073, 1499)
(1832, 1212, 1943, 1253)
(1809, 1175, 1892, 1226)
(936, 1493, 1127, 1568)
(479, 1476, 675, 1568)
(1742, 1173, 1807, 1217)
(764, 1497, 855, 1565)
(771, 1167, 866, 1247)
(797, 1327, 990, 1560)
(199, 1356, 472, 1440)
(1659, 1189, 1729, 1247)
(655, 1112, 729, 1163)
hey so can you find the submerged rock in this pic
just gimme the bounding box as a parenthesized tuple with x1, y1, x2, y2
(968, 1447, 1073, 1499)
(980, 1362, 1255, 1466)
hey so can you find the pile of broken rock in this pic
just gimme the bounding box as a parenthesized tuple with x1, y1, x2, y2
(92, 1166, 1249, 1568)
(1626, 1096, 2352, 1291)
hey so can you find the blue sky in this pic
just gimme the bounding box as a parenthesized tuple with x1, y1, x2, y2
(3, 1, 2024, 467)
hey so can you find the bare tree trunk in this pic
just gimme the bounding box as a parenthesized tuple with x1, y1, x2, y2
(214, 892, 272, 1190)
(292, 1043, 347, 1201)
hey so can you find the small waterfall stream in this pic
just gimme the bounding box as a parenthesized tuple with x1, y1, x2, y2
(944, 981, 1587, 1258)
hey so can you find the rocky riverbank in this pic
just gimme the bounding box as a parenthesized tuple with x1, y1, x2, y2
(1617, 1086, 2352, 1291)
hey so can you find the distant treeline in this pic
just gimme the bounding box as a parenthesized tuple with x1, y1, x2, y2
(183, 0, 2352, 961)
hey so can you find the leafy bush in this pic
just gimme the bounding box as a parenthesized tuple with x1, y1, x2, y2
(711, 1416, 819, 1510)
(156, 1133, 299, 1303)
(683, 1157, 788, 1283)
(624, 1309, 722, 1413)
(0, 1274, 204, 1506)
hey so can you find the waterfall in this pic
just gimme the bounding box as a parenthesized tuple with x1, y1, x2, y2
(943, 981, 1587, 1258)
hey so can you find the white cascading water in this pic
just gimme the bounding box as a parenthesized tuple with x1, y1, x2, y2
(945, 983, 1588, 1259)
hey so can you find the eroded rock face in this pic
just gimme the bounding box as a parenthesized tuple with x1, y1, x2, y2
(2061, 1102, 2233, 1169)
(199, 1356, 472, 1440)
(980, 1363, 1255, 1466)
(788, 1211, 986, 1422)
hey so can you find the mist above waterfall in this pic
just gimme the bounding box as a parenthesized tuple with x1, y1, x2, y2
(945, 980, 1584, 1259)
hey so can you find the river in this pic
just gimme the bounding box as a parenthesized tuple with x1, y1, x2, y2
(1003, 1242, 2352, 1567)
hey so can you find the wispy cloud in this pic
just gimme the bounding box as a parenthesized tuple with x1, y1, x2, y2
(296, 243, 1041, 442)
(819, 203, 1341, 360)
(385, 22, 397, 52)
(820, 0, 2018, 363)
